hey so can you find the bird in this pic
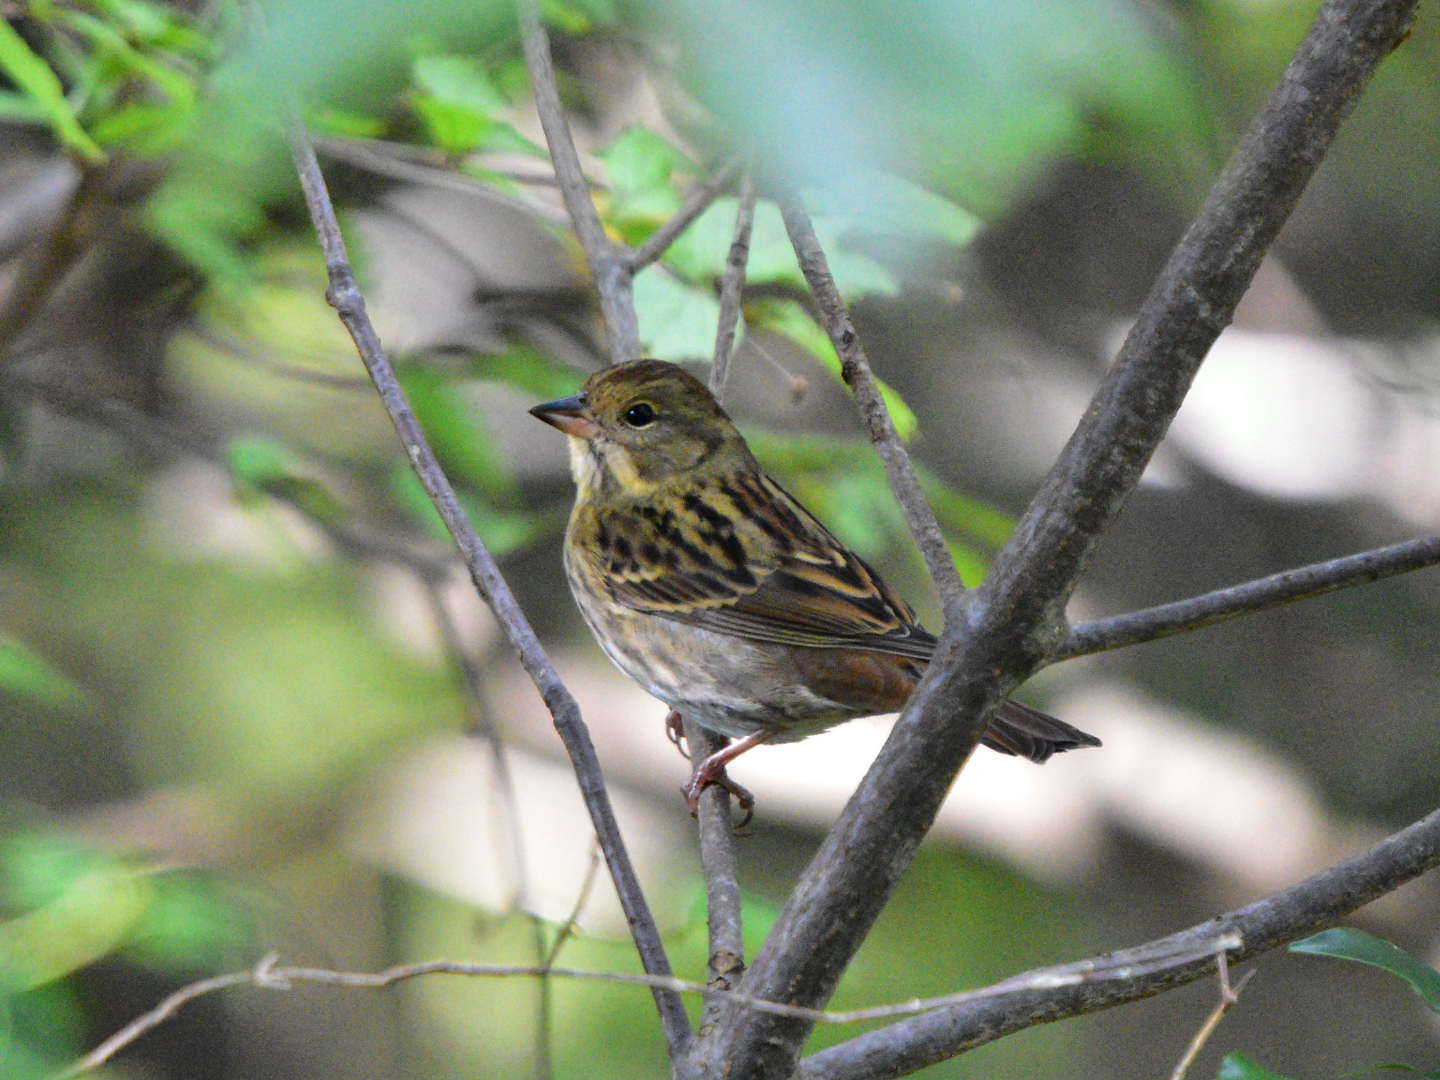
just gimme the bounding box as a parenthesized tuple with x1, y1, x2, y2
(530, 358, 1100, 816)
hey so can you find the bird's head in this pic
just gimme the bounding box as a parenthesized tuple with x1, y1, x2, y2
(529, 359, 750, 496)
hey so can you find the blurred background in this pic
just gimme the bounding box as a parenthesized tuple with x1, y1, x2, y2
(2, 0, 1439, 1076)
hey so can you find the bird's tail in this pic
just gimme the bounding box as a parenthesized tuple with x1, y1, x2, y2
(981, 699, 1101, 763)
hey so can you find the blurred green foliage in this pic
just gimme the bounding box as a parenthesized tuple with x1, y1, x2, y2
(2, 0, 1435, 1075)
(0, 833, 249, 1076)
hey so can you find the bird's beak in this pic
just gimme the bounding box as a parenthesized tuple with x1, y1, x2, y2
(529, 393, 600, 439)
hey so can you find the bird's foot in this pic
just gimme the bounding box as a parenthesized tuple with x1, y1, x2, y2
(664, 710, 689, 759)
(682, 763, 755, 828)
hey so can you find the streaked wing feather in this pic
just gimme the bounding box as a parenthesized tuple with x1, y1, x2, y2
(585, 470, 936, 660)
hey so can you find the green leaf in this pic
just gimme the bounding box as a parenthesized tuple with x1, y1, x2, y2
(0, 840, 153, 992)
(52, 7, 195, 107)
(748, 298, 917, 440)
(664, 198, 798, 287)
(662, 196, 898, 305)
(1290, 928, 1440, 1011)
(302, 105, 387, 140)
(389, 463, 544, 558)
(409, 54, 533, 156)
(600, 127, 689, 234)
(0, 637, 88, 710)
(806, 171, 983, 247)
(540, 0, 613, 33)
(88, 99, 192, 152)
(395, 365, 517, 504)
(465, 346, 585, 400)
(948, 542, 990, 588)
(123, 872, 249, 971)
(0, 20, 105, 163)
(634, 267, 722, 363)
(145, 175, 266, 287)
(225, 436, 350, 528)
(1217, 1054, 1297, 1080)
(85, 0, 175, 44)
(0, 89, 46, 124)
(413, 55, 508, 115)
(919, 470, 1014, 549)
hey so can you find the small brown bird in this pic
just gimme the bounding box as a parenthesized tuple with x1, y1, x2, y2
(531, 359, 1099, 814)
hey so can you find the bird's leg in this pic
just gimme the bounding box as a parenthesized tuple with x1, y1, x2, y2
(664, 709, 689, 759)
(682, 731, 771, 820)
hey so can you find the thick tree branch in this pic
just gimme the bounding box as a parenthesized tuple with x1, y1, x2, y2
(1054, 533, 1440, 661)
(517, 0, 639, 364)
(702, 3, 1417, 1077)
(286, 122, 691, 1058)
(777, 192, 966, 618)
(801, 803, 1440, 1080)
(629, 159, 742, 274)
(708, 168, 756, 400)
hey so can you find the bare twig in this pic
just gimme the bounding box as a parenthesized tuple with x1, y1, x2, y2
(59, 969, 256, 1076)
(1054, 533, 1440, 661)
(542, 840, 603, 970)
(628, 159, 742, 273)
(777, 192, 966, 617)
(708, 168, 756, 400)
(517, 0, 638, 363)
(61, 934, 1240, 1077)
(537, 839, 601, 1080)
(683, 719, 747, 1037)
(285, 120, 690, 1057)
(65, 798, 1440, 1077)
(1169, 952, 1256, 1080)
(313, 136, 571, 225)
(423, 579, 530, 917)
(705, 3, 1417, 1078)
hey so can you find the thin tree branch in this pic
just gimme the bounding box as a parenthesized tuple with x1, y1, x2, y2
(59, 969, 257, 1076)
(517, 0, 639, 364)
(776, 192, 966, 618)
(423, 578, 532, 917)
(313, 135, 571, 225)
(1054, 533, 1440, 661)
(542, 840, 603, 971)
(684, 719, 747, 1037)
(538, 839, 602, 1080)
(686, 205, 754, 1037)
(800, 801, 1440, 1080)
(628, 159, 742, 273)
(65, 798, 1440, 1077)
(1169, 953, 1255, 1080)
(285, 120, 691, 1058)
(708, 168, 756, 400)
(704, 3, 1417, 1077)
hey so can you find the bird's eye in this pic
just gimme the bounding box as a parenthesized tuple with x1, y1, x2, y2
(624, 402, 657, 428)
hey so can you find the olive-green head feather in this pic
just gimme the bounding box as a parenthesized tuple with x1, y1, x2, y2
(530, 359, 753, 494)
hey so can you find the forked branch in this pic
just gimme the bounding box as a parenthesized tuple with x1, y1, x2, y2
(700, 2, 1420, 1077)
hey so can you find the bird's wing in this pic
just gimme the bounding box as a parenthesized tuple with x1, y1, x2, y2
(582, 471, 937, 660)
